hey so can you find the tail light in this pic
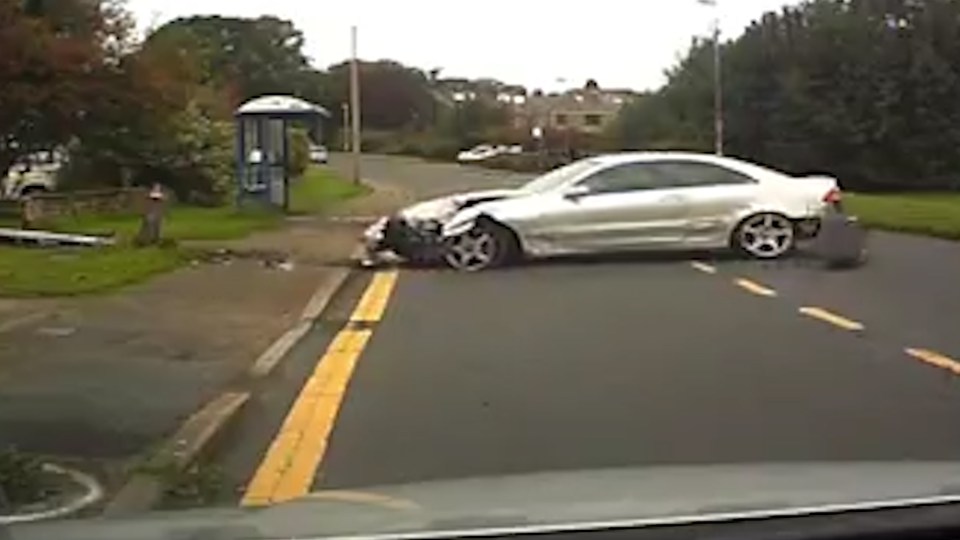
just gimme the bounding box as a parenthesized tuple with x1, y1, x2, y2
(823, 187, 843, 206)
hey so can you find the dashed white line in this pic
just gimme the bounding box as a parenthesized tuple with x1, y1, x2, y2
(798, 307, 864, 332)
(906, 348, 960, 376)
(690, 262, 717, 274)
(734, 278, 777, 297)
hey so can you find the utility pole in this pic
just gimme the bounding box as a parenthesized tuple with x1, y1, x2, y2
(712, 14, 724, 156)
(349, 26, 362, 184)
(698, 0, 723, 156)
(341, 102, 350, 152)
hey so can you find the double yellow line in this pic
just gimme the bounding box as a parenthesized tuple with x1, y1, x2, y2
(241, 270, 399, 507)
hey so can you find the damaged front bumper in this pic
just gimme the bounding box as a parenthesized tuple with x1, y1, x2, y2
(362, 215, 448, 266)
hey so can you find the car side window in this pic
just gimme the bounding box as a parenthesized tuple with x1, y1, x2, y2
(578, 163, 671, 194)
(653, 161, 755, 187)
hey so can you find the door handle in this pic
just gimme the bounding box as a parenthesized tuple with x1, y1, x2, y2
(659, 194, 686, 203)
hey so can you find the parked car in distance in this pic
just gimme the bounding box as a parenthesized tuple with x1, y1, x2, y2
(457, 144, 502, 163)
(309, 144, 329, 164)
(1, 149, 64, 200)
(363, 151, 842, 271)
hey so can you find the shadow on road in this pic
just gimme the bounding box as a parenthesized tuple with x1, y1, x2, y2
(356, 241, 866, 274)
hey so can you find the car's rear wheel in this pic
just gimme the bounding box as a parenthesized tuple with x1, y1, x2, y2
(733, 213, 796, 259)
(443, 220, 518, 271)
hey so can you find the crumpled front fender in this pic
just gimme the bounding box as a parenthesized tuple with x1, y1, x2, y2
(441, 207, 484, 238)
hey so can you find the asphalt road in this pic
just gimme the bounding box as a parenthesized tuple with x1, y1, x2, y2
(330, 153, 533, 199)
(213, 155, 960, 507)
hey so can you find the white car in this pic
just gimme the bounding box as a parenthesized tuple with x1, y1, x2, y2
(1, 149, 64, 200)
(456, 144, 502, 163)
(309, 144, 328, 164)
(364, 152, 841, 271)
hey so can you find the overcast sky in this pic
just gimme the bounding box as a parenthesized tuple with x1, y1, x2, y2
(125, 0, 799, 92)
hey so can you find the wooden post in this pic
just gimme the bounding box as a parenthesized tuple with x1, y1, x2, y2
(135, 184, 165, 246)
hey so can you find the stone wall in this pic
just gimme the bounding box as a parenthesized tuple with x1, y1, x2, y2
(19, 188, 149, 227)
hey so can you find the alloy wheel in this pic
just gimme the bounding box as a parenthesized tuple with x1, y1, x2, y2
(444, 227, 499, 271)
(737, 213, 795, 259)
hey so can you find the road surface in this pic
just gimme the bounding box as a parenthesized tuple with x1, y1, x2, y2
(212, 155, 960, 507)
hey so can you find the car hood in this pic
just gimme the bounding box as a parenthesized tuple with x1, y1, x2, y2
(399, 189, 523, 222)
(12, 462, 960, 540)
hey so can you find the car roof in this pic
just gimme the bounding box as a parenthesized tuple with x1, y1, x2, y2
(586, 152, 789, 182)
(591, 151, 742, 166)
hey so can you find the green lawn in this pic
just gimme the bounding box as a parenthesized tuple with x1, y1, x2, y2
(288, 166, 370, 214)
(0, 246, 185, 297)
(43, 206, 283, 242)
(846, 193, 960, 240)
(0, 167, 366, 297)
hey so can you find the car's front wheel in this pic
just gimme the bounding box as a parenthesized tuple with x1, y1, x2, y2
(733, 212, 796, 259)
(443, 220, 518, 271)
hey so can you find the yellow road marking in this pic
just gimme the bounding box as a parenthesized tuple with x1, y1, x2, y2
(241, 270, 398, 507)
(350, 271, 399, 322)
(690, 262, 717, 274)
(906, 348, 960, 376)
(734, 278, 776, 297)
(798, 307, 864, 331)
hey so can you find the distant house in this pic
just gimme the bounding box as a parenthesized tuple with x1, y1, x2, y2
(517, 85, 636, 135)
(432, 78, 636, 138)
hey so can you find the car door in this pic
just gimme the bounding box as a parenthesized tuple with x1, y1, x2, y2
(531, 161, 691, 252)
(651, 161, 759, 244)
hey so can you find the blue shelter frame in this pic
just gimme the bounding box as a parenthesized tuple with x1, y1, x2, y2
(235, 95, 330, 210)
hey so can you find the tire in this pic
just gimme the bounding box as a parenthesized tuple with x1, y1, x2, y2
(732, 212, 796, 259)
(443, 219, 520, 271)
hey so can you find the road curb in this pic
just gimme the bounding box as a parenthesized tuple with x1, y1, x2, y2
(103, 250, 364, 516)
(249, 249, 361, 379)
(103, 391, 250, 516)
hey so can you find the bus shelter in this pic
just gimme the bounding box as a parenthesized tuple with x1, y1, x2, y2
(235, 95, 329, 210)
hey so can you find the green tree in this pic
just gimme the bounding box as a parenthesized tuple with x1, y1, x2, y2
(322, 60, 436, 131)
(612, 0, 960, 191)
(0, 0, 133, 175)
(145, 15, 321, 107)
(61, 14, 236, 203)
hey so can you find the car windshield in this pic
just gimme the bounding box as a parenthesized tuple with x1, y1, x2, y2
(520, 159, 599, 193)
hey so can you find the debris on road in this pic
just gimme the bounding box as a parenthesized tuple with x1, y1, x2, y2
(811, 208, 868, 270)
(191, 248, 294, 271)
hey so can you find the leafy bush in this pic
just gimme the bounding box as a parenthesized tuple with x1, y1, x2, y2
(360, 130, 397, 153)
(408, 135, 461, 161)
(286, 127, 310, 178)
(61, 103, 234, 206)
(0, 448, 50, 506)
(163, 462, 225, 509)
(359, 130, 461, 161)
(479, 153, 571, 173)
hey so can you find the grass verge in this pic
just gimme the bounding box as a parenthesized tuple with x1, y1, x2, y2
(41, 206, 283, 242)
(846, 193, 960, 240)
(0, 448, 52, 507)
(289, 165, 370, 214)
(0, 167, 367, 297)
(0, 246, 186, 297)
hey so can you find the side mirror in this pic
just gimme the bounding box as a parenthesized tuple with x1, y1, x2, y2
(563, 185, 591, 201)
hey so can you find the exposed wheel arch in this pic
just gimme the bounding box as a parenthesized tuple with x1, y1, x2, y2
(443, 215, 525, 271)
(474, 215, 524, 262)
